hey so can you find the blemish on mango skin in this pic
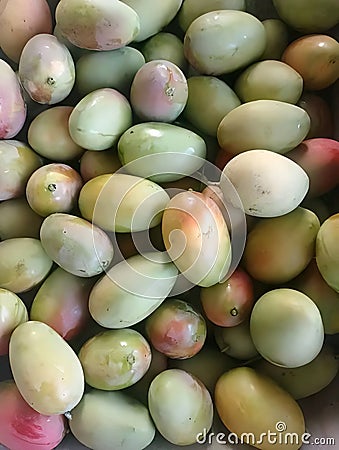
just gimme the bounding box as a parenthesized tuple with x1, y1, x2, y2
(164, 68, 176, 100)
(56, 2, 101, 50)
(0, 61, 27, 138)
(11, 416, 46, 440)
(15, 260, 26, 276)
(28, 84, 52, 104)
(63, 23, 99, 50)
(56, 1, 140, 51)
(0, 123, 10, 139)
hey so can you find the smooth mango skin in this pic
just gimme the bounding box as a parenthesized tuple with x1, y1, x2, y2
(254, 345, 339, 400)
(291, 259, 339, 334)
(69, 389, 155, 450)
(184, 10, 266, 76)
(40, 213, 114, 278)
(0, 238, 53, 294)
(0, 289, 28, 356)
(141, 32, 187, 71)
(76, 47, 145, 96)
(214, 367, 306, 450)
(249, 289, 324, 369)
(217, 100, 310, 155)
(260, 19, 289, 60)
(0, 198, 43, 240)
(27, 106, 85, 162)
(148, 369, 213, 445)
(178, 0, 246, 32)
(79, 149, 122, 182)
(281, 35, 339, 92)
(68, 88, 133, 151)
(214, 320, 259, 361)
(243, 207, 320, 284)
(316, 213, 339, 293)
(78, 173, 170, 233)
(89, 253, 178, 328)
(121, 0, 182, 42)
(220, 150, 309, 219)
(183, 76, 241, 137)
(117, 122, 206, 182)
(168, 345, 237, 394)
(9, 321, 85, 415)
(272, 0, 339, 33)
(234, 60, 303, 104)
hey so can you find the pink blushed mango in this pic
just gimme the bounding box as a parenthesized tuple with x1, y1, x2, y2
(162, 190, 231, 287)
(0, 0, 52, 63)
(0, 59, 26, 139)
(0, 380, 67, 450)
(130, 60, 188, 122)
(18, 34, 75, 105)
(287, 138, 339, 198)
(145, 299, 206, 359)
(30, 267, 93, 341)
(201, 267, 254, 327)
(297, 93, 334, 139)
